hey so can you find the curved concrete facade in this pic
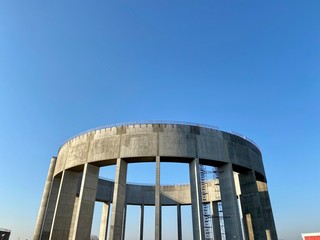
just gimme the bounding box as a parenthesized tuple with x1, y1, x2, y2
(34, 123, 278, 240)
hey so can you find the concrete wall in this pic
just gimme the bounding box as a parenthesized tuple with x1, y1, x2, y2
(35, 123, 277, 240)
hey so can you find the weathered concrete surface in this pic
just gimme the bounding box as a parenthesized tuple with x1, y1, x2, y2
(34, 157, 57, 240)
(99, 202, 110, 240)
(155, 156, 161, 240)
(108, 158, 127, 240)
(218, 163, 243, 240)
(189, 158, 205, 240)
(35, 123, 277, 240)
(211, 201, 222, 240)
(54, 124, 265, 178)
(49, 170, 80, 240)
(71, 164, 99, 240)
(239, 170, 267, 240)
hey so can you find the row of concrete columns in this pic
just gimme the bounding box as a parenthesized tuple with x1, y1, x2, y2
(98, 201, 224, 240)
(34, 157, 277, 240)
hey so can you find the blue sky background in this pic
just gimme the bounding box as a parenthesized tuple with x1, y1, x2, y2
(0, 1, 319, 239)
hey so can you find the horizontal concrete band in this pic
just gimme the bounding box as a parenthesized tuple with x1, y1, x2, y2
(92, 177, 233, 205)
(55, 124, 266, 179)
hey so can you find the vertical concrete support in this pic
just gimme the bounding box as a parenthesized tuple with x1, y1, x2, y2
(177, 204, 182, 240)
(155, 156, 161, 240)
(189, 158, 205, 240)
(71, 164, 99, 240)
(211, 201, 221, 240)
(99, 202, 110, 240)
(257, 181, 278, 240)
(39, 177, 61, 240)
(122, 204, 127, 240)
(49, 170, 80, 240)
(239, 170, 267, 240)
(34, 157, 57, 240)
(140, 204, 144, 240)
(218, 163, 243, 240)
(68, 197, 79, 239)
(109, 158, 127, 240)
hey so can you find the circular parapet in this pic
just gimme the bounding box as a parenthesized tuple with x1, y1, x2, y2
(55, 122, 265, 179)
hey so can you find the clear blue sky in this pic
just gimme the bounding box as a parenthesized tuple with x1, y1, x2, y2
(0, 1, 319, 239)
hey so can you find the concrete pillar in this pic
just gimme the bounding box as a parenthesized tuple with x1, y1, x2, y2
(218, 163, 243, 240)
(239, 170, 267, 240)
(34, 157, 57, 240)
(39, 177, 61, 240)
(109, 158, 127, 240)
(71, 164, 99, 240)
(177, 204, 182, 240)
(155, 156, 161, 240)
(189, 158, 205, 240)
(257, 181, 278, 240)
(211, 201, 221, 240)
(68, 197, 79, 239)
(49, 170, 80, 240)
(122, 204, 127, 240)
(140, 204, 144, 240)
(99, 202, 110, 240)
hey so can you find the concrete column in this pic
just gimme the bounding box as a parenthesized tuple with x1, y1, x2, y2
(177, 204, 182, 240)
(71, 164, 99, 240)
(140, 204, 144, 240)
(68, 197, 79, 239)
(122, 204, 127, 240)
(211, 201, 221, 240)
(257, 181, 278, 240)
(99, 202, 110, 240)
(155, 156, 161, 240)
(34, 157, 57, 240)
(239, 170, 267, 240)
(49, 170, 80, 240)
(39, 177, 61, 240)
(109, 158, 127, 240)
(218, 163, 243, 240)
(189, 158, 205, 240)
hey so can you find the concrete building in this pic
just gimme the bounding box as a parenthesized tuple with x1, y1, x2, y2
(34, 122, 278, 240)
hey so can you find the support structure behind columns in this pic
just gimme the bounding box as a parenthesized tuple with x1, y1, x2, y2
(99, 202, 110, 240)
(155, 156, 161, 240)
(211, 201, 221, 240)
(49, 170, 80, 240)
(177, 204, 182, 240)
(34, 157, 57, 240)
(218, 163, 243, 240)
(71, 164, 99, 240)
(239, 170, 267, 240)
(109, 158, 128, 240)
(140, 204, 144, 240)
(189, 158, 205, 240)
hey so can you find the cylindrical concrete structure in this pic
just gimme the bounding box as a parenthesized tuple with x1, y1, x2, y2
(34, 122, 278, 240)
